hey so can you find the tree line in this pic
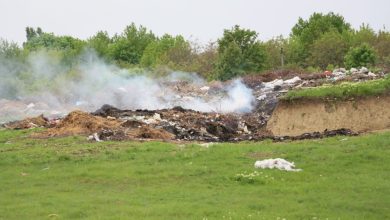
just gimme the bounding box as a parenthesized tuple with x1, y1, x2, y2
(1, 12, 389, 80)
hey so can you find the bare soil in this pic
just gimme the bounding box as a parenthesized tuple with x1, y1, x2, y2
(267, 95, 390, 136)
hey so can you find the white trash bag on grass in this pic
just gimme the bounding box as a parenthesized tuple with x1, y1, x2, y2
(254, 158, 302, 172)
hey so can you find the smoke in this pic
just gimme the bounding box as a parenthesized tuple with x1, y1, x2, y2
(0, 50, 255, 122)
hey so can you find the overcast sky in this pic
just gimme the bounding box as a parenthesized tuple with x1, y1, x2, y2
(1, 0, 389, 45)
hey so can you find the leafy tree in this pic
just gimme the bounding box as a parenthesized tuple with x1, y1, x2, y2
(25, 27, 41, 41)
(290, 12, 351, 67)
(191, 42, 218, 78)
(285, 37, 306, 67)
(140, 34, 190, 67)
(308, 31, 351, 69)
(292, 12, 351, 46)
(23, 27, 86, 65)
(109, 23, 156, 65)
(344, 43, 377, 68)
(0, 38, 22, 59)
(375, 30, 390, 56)
(263, 36, 288, 70)
(214, 25, 266, 80)
(24, 27, 85, 51)
(374, 30, 390, 68)
(352, 24, 377, 47)
(87, 31, 112, 60)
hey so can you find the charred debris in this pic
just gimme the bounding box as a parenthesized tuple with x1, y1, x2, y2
(2, 68, 378, 142)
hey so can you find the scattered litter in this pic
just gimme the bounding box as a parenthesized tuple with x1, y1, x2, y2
(263, 79, 284, 91)
(87, 133, 102, 142)
(200, 86, 210, 91)
(106, 116, 116, 120)
(359, 67, 369, 74)
(350, 68, 358, 73)
(26, 103, 35, 109)
(284, 76, 301, 85)
(368, 72, 376, 77)
(199, 142, 215, 148)
(257, 94, 266, 101)
(254, 158, 302, 172)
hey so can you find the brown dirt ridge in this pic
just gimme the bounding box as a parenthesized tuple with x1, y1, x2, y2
(267, 95, 390, 136)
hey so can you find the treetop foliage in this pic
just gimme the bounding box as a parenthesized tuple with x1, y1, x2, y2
(1, 12, 389, 81)
(214, 25, 266, 80)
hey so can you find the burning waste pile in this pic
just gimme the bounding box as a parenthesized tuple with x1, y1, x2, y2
(21, 103, 267, 142)
(0, 51, 373, 141)
(0, 51, 260, 124)
(0, 50, 276, 141)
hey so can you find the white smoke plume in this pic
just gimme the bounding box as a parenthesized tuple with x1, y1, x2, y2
(0, 50, 255, 122)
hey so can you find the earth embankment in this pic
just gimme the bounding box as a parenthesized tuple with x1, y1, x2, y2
(267, 95, 390, 136)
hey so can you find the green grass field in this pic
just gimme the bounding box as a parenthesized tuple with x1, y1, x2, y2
(283, 75, 390, 100)
(0, 129, 389, 219)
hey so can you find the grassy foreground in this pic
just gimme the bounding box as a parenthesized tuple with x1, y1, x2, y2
(284, 75, 390, 100)
(0, 129, 389, 219)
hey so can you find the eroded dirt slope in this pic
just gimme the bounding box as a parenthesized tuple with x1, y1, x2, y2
(267, 95, 390, 136)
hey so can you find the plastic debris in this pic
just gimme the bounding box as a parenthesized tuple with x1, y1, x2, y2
(87, 133, 102, 142)
(284, 76, 301, 85)
(199, 142, 215, 148)
(257, 94, 266, 101)
(254, 158, 302, 172)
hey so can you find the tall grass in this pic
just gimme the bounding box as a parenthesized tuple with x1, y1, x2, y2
(283, 75, 390, 100)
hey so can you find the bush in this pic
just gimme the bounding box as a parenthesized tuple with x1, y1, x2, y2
(308, 31, 350, 69)
(344, 43, 377, 68)
(214, 25, 267, 80)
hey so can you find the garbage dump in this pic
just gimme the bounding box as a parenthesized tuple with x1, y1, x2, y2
(1, 68, 383, 142)
(34, 105, 263, 141)
(28, 104, 357, 142)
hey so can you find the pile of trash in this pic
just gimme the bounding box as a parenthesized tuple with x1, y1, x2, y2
(2, 67, 383, 142)
(27, 104, 358, 142)
(38, 110, 122, 137)
(30, 105, 259, 141)
(254, 158, 302, 172)
(3, 114, 49, 129)
(91, 104, 264, 141)
(327, 67, 380, 81)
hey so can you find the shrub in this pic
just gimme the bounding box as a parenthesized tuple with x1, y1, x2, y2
(214, 25, 267, 80)
(344, 43, 377, 68)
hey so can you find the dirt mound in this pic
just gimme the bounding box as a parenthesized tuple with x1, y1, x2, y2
(267, 95, 390, 136)
(4, 115, 48, 129)
(41, 110, 121, 137)
(131, 127, 175, 140)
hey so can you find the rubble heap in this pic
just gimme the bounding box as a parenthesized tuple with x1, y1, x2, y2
(2, 67, 384, 142)
(3, 114, 49, 129)
(32, 104, 357, 142)
(39, 110, 122, 137)
(91, 104, 265, 141)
